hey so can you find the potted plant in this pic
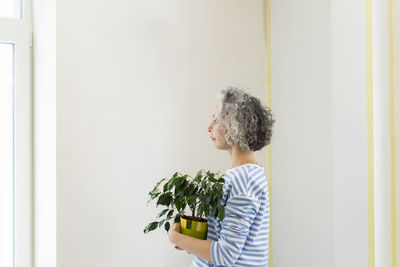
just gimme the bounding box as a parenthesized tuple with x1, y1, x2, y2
(143, 169, 226, 240)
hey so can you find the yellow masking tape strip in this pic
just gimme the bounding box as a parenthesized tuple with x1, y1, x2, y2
(389, 0, 397, 266)
(366, 0, 375, 266)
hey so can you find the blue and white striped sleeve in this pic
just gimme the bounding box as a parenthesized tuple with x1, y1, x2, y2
(210, 193, 261, 266)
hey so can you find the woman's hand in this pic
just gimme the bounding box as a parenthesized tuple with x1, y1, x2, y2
(168, 222, 191, 254)
(168, 222, 181, 244)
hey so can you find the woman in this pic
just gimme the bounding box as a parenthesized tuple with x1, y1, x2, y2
(168, 87, 275, 266)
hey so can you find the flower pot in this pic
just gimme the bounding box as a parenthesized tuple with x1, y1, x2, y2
(180, 216, 208, 240)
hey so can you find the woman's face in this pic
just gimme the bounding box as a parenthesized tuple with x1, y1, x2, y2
(208, 103, 230, 150)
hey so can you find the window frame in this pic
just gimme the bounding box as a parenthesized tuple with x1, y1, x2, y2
(0, 0, 33, 266)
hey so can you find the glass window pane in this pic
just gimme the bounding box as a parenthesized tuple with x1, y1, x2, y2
(0, 43, 14, 267)
(0, 0, 21, 18)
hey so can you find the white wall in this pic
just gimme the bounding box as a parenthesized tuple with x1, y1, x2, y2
(56, 1, 267, 266)
(270, 0, 370, 266)
(331, 0, 368, 266)
(49, 0, 397, 266)
(270, 0, 335, 266)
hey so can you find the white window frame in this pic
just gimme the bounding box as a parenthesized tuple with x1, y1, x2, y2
(0, 0, 33, 266)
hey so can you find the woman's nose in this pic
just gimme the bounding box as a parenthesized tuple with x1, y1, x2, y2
(208, 121, 213, 132)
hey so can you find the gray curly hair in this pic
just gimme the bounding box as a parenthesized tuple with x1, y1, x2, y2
(215, 87, 275, 152)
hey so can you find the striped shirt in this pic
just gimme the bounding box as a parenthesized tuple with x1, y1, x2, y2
(191, 163, 270, 267)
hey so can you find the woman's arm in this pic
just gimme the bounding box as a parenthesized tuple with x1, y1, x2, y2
(168, 222, 212, 263)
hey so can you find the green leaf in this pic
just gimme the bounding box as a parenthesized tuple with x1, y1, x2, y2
(205, 183, 211, 191)
(157, 193, 172, 206)
(153, 178, 166, 191)
(174, 198, 183, 211)
(144, 221, 159, 233)
(195, 170, 203, 183)
(218, 206, 225, 221)
(167, 179, 175, 191)
(167, 209, 174, 219)
(197, 204, 204, 218)
(165, 221, 170, 232)
(163, 182, 168, 192)
(212, 191, 218, 201)
(211, 206, 217, 217)
(185, 184, 194, 195)
(174, 178, 187, 195)
(195, 170, 202, 179)
(192, 186, 198, 195)
(148, 189, 160, 198)
(158, 208, 169, 218)
(186, 195, 196, 205)
(181, 180, 188, 190)
(208, 177, 217, 183)
(174, 177, 184, 188)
